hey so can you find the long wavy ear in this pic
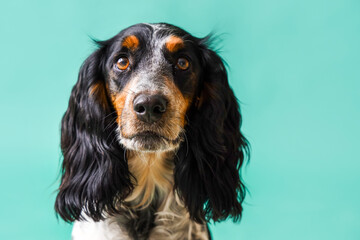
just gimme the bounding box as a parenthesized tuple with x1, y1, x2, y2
(174, 38, 249, 223)
(55, 45, 133, 222)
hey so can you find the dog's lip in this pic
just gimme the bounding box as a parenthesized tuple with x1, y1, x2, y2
(128, 131, 171, 141)
(126, 131, 182, 144)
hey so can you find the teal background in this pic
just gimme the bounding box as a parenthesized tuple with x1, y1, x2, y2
(1, 0, 359, 239)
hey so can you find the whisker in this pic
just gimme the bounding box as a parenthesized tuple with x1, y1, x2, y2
(123, 148, 127, 161)
(108, 128, 120, 146)
(102, 111, 117, 121)
(127, 88, 136, 94)
(109, 88, 135, 100)
(119, 89, 135, 95)
(174, 152, 181, 164)
(185, 114, 190, 125)
(183, 131, 189, 157)
(104, 120, 117, 131)
(105, 126, 117, 143)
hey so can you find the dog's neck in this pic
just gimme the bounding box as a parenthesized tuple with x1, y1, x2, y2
(125, 150, 175, 208)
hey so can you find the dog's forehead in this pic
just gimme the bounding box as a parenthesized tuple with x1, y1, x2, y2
(117, 23, 187, 51)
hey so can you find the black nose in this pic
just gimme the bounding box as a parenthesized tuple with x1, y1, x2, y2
(133, 94, 168, 123)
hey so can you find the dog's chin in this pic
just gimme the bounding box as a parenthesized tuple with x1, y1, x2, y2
(119, 132, 182, 152)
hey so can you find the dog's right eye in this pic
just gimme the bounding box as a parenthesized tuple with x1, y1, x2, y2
(116, 57, 130, 70)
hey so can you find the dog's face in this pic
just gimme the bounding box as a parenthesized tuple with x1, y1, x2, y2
(101, 24, 201, 152)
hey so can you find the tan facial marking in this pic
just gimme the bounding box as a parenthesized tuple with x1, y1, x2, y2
(122, 35, 140, 50)
(89, 82, 101, 96)
(163, 77, 191, 127)
(165, 35, 184, 53)
(111, 78, 138, 126)
(89, 82, 109, 109)
(196, 81, 215, 109)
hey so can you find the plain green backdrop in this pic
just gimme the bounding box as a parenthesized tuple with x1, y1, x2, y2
(1, 0, 359, 239)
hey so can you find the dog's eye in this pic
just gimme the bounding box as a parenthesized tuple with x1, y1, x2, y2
(116, 57, 130, 70)
(176, 57, 189, 70)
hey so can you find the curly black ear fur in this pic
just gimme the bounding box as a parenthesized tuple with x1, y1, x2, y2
(55, 45, 133, 222)
(174, 37, 249, 223)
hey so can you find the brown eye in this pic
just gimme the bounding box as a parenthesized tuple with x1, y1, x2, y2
(176, 57, 189, 70)
(116, 57, 130, 70)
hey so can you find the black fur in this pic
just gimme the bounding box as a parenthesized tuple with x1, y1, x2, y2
(174, 37, 249, 222)
(55, 23, 249, 229)
(55, 49, 133, 222)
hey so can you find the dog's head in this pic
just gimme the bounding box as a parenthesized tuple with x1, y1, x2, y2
(56, 23, 249, 223)
(106, 24, 203, 152)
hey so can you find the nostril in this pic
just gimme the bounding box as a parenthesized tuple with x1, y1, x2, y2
(136, 105, 146, 114)
(153, 105, 166, 114)
(153, 106, 161, 114)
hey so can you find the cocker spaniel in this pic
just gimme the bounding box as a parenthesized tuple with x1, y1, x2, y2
(55, 23, 249, 240)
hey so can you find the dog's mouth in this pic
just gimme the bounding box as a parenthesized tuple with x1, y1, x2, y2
(128, 131, 171, 141)
(120, 130, 183, 152)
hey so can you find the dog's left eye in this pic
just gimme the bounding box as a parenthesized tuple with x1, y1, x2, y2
(176, 57, 189, 70)
(116, 57, 130, 70)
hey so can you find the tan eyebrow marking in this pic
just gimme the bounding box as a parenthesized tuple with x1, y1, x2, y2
(165, 35, 184, 52)
(122, 35, 140, 50)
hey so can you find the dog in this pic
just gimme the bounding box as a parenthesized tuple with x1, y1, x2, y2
(55, 23, 249, 240)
